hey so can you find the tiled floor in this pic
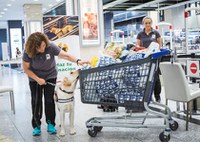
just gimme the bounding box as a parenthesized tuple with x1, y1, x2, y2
(0, 67, 200, 142)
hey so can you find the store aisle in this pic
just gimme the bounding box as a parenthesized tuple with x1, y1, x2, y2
(0, 67, 200, 142)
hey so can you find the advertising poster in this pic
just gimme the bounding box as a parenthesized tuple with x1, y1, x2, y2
(43, 16, 79, 41)
(79, 0, 100, 46)
(43, 16, 80, 81)
(10, 28, 23, 59)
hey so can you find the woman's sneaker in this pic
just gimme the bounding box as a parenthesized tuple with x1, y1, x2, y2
(47, 121, 57, 134)
(33, 127, 41, 136)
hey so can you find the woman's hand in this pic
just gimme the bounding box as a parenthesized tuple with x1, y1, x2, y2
(78, 60, 90, 66)
(37, 78, 46, 85)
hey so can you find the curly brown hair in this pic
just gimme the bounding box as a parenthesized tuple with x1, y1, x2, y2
(25, 32, 49, 58)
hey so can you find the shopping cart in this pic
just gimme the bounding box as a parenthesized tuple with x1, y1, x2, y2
(79, 49, 178, 142)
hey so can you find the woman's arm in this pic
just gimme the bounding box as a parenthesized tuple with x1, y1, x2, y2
(157, 37, 162, 48)
(136, 39, 141, 47)
(22, 60, 46, 85)
(58, 50, 90, 66)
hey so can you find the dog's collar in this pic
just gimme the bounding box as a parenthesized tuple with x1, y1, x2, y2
(59, 87, 74, 94)
(57, 97, 74, 103)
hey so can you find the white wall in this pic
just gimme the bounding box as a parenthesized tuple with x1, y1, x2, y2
(164, 6, 185, 30)
(80, 46, 103, 60)
(148, 11, 159, 29)
(187, 4, 200, 29)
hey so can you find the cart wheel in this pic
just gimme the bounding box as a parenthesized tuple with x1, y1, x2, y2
(88, 129, 98, 137)
(159, 132, 170, 142)
(169, 121, 179, 131)
(94, 126, 103, 132)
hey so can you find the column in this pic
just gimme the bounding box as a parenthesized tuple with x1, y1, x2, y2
(104, 12, 113, 43)
(23, 4, 43, 40)
(65, 0, 74, 15)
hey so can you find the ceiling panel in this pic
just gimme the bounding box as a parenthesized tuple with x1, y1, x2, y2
(0, 0, 64, 22)
(103, 0, 197, 11)
(0, 0, 198, 23)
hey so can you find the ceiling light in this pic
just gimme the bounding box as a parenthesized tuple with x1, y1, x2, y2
(43, 8, 47, 11)
(34, 0, 39, 1)
(0, 15, 2, 17)
(156, 0, 200, 11)
(48, 4, 53, 7)
(7, 4, 12, 7)
(1, 12, 5, 15)
(127, 0, 166, 11)
(103, 0, 129, 10)
(3, 8, 8, 11)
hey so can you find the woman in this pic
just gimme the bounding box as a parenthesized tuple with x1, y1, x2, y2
(22, 32, 89, 136)
(16, 47, 21, 58)
(136, 16, 162, 102)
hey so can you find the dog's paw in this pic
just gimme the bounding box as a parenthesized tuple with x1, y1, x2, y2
(59, 130, 65, 136)
(70, 129, 76, 135)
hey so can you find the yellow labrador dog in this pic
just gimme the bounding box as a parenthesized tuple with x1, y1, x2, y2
(55, 70, 79, 136)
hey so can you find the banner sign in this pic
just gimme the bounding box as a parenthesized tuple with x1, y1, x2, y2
(79, 0, 101, 46)
(10, 28, 23, 59)
(43, 16, 80, 81)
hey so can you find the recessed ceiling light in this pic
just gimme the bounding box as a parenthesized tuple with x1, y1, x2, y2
(1, 12, 5, 14)
(3, 8, 8, 11)
(0, 15, 2, 17)
(7, 4, 12, 7)
(34, 0, 39, 1)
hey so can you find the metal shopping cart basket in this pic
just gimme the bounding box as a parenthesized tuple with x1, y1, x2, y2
(79, 49, 178, 142)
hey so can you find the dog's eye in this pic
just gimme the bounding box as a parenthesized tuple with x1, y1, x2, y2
(70, 72, 73, 74)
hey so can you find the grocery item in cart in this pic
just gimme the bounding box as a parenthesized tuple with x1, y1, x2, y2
(97, 56, 118, 67)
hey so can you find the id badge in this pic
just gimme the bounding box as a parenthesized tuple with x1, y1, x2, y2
(151, 34, 156, 39)
(46, 54, 51, 60)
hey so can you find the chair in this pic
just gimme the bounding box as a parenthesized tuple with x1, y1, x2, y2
(160, 62, 200, 130)
(0, 86, 15, 114)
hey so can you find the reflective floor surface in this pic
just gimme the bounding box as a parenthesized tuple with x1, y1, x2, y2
(0, 67, 200, 142)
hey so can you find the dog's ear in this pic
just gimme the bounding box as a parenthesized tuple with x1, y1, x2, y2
(63, 77, 72, 86)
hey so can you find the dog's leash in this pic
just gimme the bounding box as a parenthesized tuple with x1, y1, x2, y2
(46, 75, 79, 87)
(46, 82, 56, 86)
(33, 83, 42, 128)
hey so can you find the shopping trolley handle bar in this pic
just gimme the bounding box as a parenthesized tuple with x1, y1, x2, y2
(151, 49, 171, 59)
